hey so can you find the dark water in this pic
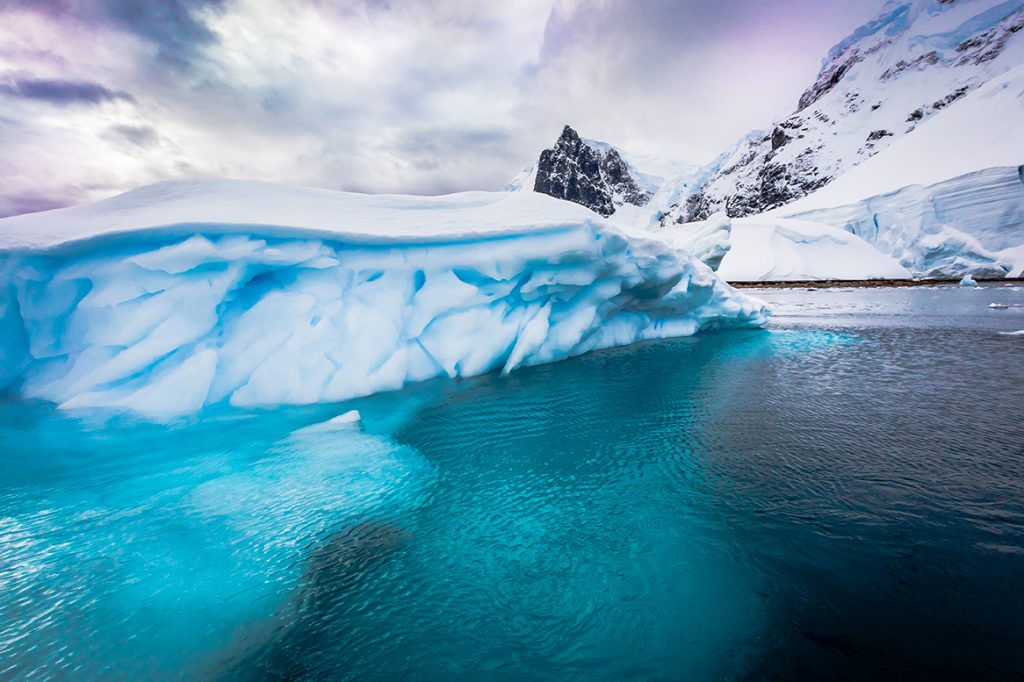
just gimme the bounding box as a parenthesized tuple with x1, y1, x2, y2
(1, 285, 1023, 680)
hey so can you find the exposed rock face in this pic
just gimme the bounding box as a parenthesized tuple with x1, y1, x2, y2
(675, 0, 1024, 222)
(533, 125, 651, 217)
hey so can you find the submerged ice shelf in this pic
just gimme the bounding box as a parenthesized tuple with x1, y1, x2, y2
(0, 180, 768, 414)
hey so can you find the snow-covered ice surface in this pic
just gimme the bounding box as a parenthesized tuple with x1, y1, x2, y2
(0, 179, 768, 415)
(658, 212, 733, 271)
(778, 64, 1024, 278)
(712, 217, 911, 282)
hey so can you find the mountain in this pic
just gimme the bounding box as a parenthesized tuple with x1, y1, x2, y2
(509, 125, 701, 220)
(510, 125, 650, 217)
(506, 1, 1024, 281)
(778, 63, 1024, 277)
(673, 0, 1024, 223)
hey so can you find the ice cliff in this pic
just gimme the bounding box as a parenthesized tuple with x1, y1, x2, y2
(0, 180, 768, 415)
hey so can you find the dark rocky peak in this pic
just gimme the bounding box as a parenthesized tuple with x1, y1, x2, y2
(533, 125, 651, 217)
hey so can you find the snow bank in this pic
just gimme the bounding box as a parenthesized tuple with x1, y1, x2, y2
(713, 217, 911, 282)
(659, 212, 732, 271)
(0, 180, 768, 414)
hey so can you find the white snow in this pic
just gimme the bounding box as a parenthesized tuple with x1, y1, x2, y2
(505, 164, 538, 192)
(0, 179, 768, 415)
(658, 212, 732, 271)
(778, 64, 1024, 214)
(713, 217, 912, 282)
(768, 63, 1024, 279)
(0, 178, 636, 251)
(326, 410, 362, 426)
(689, 0, 1024, 221)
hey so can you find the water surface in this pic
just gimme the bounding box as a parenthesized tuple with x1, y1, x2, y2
(1, 284, 1023, 680)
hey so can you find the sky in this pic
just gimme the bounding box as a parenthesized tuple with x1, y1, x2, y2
(0, 0, 884, 217)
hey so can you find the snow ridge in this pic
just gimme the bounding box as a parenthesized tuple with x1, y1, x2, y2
(0, 180, 768, 415)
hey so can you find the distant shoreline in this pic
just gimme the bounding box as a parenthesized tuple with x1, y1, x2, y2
(730, 278, 1024, 289)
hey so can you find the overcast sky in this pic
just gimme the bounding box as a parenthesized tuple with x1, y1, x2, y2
(0, 0, 884, 216)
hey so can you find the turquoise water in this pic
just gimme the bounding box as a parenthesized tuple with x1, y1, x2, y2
(2, 285, 1023, 680)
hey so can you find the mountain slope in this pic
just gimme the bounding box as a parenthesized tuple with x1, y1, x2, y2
(778, 63, 1024, 277)
(675, 0, 1024, 222)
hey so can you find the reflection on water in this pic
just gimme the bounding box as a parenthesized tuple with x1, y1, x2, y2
(1, 285, 1023, 680)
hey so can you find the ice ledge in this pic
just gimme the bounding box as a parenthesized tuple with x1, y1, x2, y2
(0, 178, 616, 252)
(0, 181, 768, 415)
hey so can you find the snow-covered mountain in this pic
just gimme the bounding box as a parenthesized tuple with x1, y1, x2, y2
(508, 0, 1024, 281)
(778, 62, 1024, 277)
(510, 125, 650, 217)
(671, 0, 1024, 223)
(0, 179, 766, 414)
(509, 125, 702, 221)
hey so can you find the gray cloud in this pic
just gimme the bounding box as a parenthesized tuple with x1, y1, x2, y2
(0, 77, 133, 105)
(7, 0, 227, 71)
(0, 193, 71, 218)
(104, 124, 160, 147)
(0, 0, 887, 216)
(97, 0, 228, 70)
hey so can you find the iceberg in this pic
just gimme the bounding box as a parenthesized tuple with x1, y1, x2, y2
(664, 216, 910, 282)
(0, 179, 768, 415)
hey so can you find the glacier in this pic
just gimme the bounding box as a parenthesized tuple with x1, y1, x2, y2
(659, 212, 733, 271)
(0, 179, 768, 415)
(785, 166, 1024, 278)
(715, 218, 911, 282)
(658, 211, 910, 281)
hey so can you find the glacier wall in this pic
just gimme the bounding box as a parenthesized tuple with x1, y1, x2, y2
(788, 165, 1024, 278)
(659, 212, 732, 271)
(0, 226, 768, 415)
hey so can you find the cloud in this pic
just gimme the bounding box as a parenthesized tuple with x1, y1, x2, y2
(0, 194, 69, 219)
(521, 0, 884, 161)
(0, 77, 133, 105)
(0, 0, 886, 216)
(104, 124, 160, 147)
(6, 0, 227, 71)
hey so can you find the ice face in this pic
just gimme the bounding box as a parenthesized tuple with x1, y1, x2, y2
(0, 218, 768, 415)
(709, 217, 911, 282)
(788, 166, 1024, 279)
(660, 212, 733, 271)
